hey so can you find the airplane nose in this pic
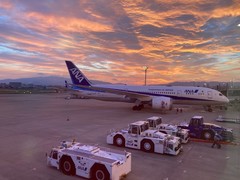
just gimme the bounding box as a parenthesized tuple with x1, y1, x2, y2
(225, 97, 230, 103)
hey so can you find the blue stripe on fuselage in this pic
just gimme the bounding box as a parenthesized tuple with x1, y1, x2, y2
(72, 86, 104, 93)
(72, 86, 215, 102)
(105, 88, 215, 102)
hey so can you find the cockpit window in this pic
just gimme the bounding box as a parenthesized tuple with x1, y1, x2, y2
(219, 93, 223, 96)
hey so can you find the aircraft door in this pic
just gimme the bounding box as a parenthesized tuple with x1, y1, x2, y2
(207, 91, 212, 99)
(177, 90, 182, 96)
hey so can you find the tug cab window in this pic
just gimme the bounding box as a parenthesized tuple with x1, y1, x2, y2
(149, 120, 154, 127)
(131, 126, 139, 135)
(51, 150, 58, 160)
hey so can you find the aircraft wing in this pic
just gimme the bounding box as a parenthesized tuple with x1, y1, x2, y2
(73, 84, 152, 102)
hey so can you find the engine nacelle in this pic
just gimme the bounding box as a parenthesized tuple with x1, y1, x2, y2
(152, 97, 173, 110)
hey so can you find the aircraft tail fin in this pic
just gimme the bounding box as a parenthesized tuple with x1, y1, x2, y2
(65, 61, 92, 86)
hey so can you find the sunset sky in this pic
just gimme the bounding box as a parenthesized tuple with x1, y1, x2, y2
(0, 0, 240, 85)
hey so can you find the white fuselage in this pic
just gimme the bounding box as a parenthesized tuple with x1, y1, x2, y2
(85, 84, 229, 105)
(71, 88, 133, 102)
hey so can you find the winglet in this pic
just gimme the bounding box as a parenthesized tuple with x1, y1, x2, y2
(65, 61, 92, 86)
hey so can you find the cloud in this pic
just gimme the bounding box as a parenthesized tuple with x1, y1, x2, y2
(0, 0, 239, 84)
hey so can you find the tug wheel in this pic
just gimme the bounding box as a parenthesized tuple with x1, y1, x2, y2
(60, 156, 75, 175)
(114, 135, 125, 147)
(141, 139, 154, 153)
(91, 163, 110, 180)
(202, 130, 214, 140)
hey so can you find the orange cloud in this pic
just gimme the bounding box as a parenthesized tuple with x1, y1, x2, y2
(0, 1, 12, 10)
(0, 0, 239, 84)
(24, 12, 114, 33)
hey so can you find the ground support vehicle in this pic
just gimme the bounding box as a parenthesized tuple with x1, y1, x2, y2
(107, 121, 182, 155)
(216, 115, 240, 124)
(146, 116, 190, 143)
(47, 140, 131, 180)
(178, 116, 233, 141)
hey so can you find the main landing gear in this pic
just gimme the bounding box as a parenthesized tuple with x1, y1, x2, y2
(132, 104, 144, 111)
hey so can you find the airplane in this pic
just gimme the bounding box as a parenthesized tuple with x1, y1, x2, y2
(65, 60, 229, 112)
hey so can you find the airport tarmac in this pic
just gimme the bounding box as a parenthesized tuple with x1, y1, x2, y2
(0, 94, 239, 180)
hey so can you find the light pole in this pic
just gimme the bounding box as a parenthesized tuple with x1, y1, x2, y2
(143, 66, 148, 86)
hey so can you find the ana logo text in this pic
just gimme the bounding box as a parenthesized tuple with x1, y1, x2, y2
(184, 89, 198, 95)
(70, 68, 84, 83)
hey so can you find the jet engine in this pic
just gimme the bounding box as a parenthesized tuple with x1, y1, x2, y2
(152, 97, 173, 110)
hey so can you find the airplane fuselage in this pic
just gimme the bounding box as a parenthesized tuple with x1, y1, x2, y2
(73, 84, 229, 106)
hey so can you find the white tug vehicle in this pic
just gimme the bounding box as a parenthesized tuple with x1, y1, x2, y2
(47, 140, 131, 180)
(146, 116, 190, 144)
(107, 121, 182, 155)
